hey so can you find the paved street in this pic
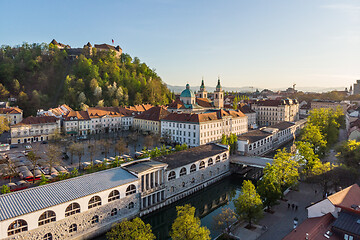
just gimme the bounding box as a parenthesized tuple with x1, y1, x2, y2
(256, 182, 323, 240)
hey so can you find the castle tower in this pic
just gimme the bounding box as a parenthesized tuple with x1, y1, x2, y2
(198, 78, 208, 99)
(214, 77, 224, 108)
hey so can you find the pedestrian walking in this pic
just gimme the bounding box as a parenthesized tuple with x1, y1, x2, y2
(292, 203, 295, 210)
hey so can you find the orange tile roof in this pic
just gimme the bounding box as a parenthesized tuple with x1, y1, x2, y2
(0, 107, 22, 114)
(134, 106, 170, 121)
(64, 111, 90, 120)
(16, 116, 57, 125)
(162, 109, 246, 123)
(87, 107, 123, 118)
(196, 98, 213, 108)
(168, 99, 186, 109)
(282, 213, 338, 240)
(328, 184, 360, 212)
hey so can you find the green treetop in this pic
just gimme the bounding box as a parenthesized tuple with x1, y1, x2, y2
(170, 204, 211, 240)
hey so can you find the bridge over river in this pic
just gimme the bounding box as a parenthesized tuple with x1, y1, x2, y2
(230, 155, 273, 180)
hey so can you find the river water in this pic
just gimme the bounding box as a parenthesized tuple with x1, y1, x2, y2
(93, 175, 244, 240)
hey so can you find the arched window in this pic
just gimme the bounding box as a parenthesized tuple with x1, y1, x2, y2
(170, 186, 175, 192)
(182, 182, 185, 187)
(168, 171, 176, 181)
(180, 167, 187, 176)
(215, 155, 221, 163)
(108, 190, 120, 202)
(208, 158, 213, 166)
(69, 224, 77, 233)
(43, 233, 52, 240)
(191, 178, 195, 183)
(126, 184, 136, 196)
(65, 203, 80, 217)
(91, 215, 99, 224)
(190, 164, 196, 173)
(223, 153, 227, 160)
(129, 202, 135, 209)
(38, 210, 56, 226)
(199, 161, 205, 169)
(8, 219, 28, 236)
(111, 208, 117, 216)
(88, 196, 102, 209)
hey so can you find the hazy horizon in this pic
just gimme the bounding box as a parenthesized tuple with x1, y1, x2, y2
(1, 0, 359, 89)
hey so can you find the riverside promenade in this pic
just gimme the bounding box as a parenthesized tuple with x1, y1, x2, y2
(230, 182, 324, 240)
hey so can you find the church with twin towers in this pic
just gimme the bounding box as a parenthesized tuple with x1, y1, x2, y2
(168, 78, 224, 112)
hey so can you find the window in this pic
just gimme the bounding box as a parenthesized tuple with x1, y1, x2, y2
(168, 171, 176, 181)
(38, 210, 56, 226)
(43, 233, 52, 240)
(191, 178, 195, 183)
(91, 215, 99, 224)
(126, 184, 136, 196)
(129, 202, 135, 209)
(69, 224, 77, 233)
(208, 158, 213, 166)
(88, 196, 102, 209)
(216, 155, 221, 163)
(180, 167, 187, 176)
(65, 203, 80, 217)
(8, 219, 28, 236)
(199, 161, 205, 169)
(108, 190, 120, 202)
(223, 153, 227, 160)
(182, 182, 186, 187)
(111, 208, 118, 216)
(190, 164, 196, 173)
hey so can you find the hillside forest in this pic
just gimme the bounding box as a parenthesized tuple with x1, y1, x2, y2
(0, 43, 174, 116)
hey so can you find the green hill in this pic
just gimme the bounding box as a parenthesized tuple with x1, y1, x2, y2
(0, 43, 174, 116)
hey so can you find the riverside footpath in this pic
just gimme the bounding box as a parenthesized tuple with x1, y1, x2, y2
(230, 182, 324, 240)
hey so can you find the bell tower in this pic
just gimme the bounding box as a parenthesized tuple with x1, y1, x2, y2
(214, 77, 224, 108)
(198, 78, 208, 99)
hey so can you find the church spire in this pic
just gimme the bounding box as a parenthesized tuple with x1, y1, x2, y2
(200, 77, 205, 91)
(216, 77, 222, 91)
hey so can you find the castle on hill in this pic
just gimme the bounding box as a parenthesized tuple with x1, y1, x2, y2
(168, 78, 224, 113)
(50, 39, 122, 58)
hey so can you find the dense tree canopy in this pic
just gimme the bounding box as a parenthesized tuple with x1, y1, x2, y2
(0, 43, 173, 116)
(234, 180, 263, 227)
(170, 204, 211, 240)
(106, 217, 155, 240)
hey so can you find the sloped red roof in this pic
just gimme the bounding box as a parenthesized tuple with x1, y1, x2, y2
(162, 109, 246, 123)
(134, 106, 169, 121)
(64, 111, 90, 120)
(17, 116, 57, 125)
(328, 184, 360, 212)
(196, 98, 213, 108)
(0, 107, 22, 114)
(282, 213, 338, 240)
(168, 99, 185, 109)
(238, 104, 256, 114)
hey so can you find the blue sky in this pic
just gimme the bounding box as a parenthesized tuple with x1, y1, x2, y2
(1, 0, 359, 90)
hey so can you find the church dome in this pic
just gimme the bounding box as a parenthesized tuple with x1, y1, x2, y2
(180, 84, 195, 98)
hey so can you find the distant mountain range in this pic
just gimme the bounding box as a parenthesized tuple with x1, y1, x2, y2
(166, 85, 345, 94)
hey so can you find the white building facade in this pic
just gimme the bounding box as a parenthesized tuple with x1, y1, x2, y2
(161, 109, 248, 147)
(251, 99, 299, 126)
(10, 116, 61, 144)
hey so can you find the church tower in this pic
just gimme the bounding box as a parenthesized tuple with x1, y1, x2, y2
(198, 78, 208, 99)
(214, 77, 224, 108)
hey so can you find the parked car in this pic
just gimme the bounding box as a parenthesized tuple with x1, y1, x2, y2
(10, 145, 18, 149)
(41, 141, 48, 144)
(25, 145, 32, 150)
